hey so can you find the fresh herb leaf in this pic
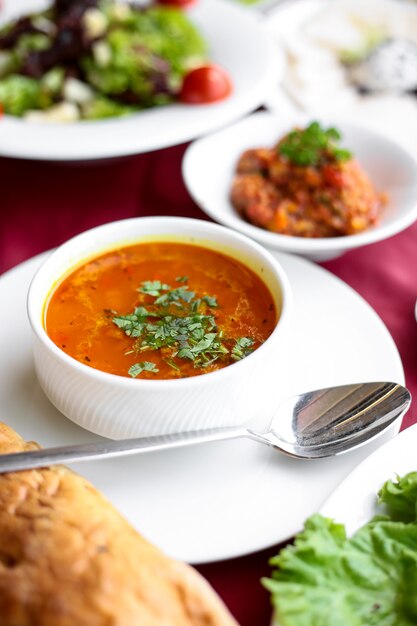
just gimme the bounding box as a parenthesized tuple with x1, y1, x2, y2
(202, 295, 218, 307)
(191, 299, 201, 313)
(177, 347, 195, 361)
(128, 361, 159, 378)
(333, 147, 353, 163)
(278, 121, 352, 167)
(231, 337, 255, 361)
(154, 285, 195, 307)
(163, 357, 180, 371)
(325, 126, 341, 141)
(176, 275, 188, 283)
(138, 280, 171, 297)
(191, 295, 218, 312)
(113, 279, 255, 375)
(113, 306, 158, 337)
(191, 333, 217, 353)
(176, 330, 229, 367)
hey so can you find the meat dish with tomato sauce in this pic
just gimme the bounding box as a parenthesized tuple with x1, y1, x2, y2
(231, 122, 386, 238)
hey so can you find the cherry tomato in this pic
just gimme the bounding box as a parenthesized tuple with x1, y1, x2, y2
(156, 0, 196, 8)
(180, 65, 233, 105)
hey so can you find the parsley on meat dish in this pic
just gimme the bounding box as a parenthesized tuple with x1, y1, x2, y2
(278, 121, 352, 166)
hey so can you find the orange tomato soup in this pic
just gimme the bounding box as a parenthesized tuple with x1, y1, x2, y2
(45, 242, 277, 380)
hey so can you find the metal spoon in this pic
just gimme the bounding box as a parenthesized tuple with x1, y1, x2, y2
(0, 382, 410, 473)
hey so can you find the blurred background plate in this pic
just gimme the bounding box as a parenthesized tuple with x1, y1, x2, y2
(263, 0, 417, 158)
(0, 0, 280, 160)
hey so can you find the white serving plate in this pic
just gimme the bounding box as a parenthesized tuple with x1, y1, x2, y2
(320, 423, 417, 535)
(183, 111, 417, 261)
(0, 250, 404, 563)
(0, 0, 279, 160)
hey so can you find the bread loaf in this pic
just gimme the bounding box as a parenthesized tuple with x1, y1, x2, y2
(0, 423, 238, 626)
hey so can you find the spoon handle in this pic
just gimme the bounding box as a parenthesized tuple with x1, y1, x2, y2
(0, 427, 246, 474)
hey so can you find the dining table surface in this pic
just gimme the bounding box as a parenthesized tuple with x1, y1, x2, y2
(1, 141, 417, 626)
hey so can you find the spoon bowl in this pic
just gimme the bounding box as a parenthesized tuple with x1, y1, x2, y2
(249, 381, 411, 458)
(0, 382, 410, 473)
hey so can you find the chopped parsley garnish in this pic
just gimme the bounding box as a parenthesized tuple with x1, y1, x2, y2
(112, 277, 256, 377)
(128, 361, 159, 378)
(231, 337, 255, 361)
(138, 280, 171, 297)
(202, 295, 218, 307)
(139, 278, 195, 307)
(278, 121, 352, 167)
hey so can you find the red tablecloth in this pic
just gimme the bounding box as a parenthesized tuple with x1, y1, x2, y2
(1, 145, 417, 626)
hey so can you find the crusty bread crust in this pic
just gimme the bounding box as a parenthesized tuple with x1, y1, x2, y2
(0, 423, 238, 626)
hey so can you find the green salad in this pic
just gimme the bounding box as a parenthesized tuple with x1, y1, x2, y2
(264, 472, 417, 625)
(0, 0, 206, 121)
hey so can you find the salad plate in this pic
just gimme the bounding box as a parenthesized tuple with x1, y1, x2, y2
(320, 423, 417, 534)
(0, 0, 279, 161)
(0, 249, 404, 564)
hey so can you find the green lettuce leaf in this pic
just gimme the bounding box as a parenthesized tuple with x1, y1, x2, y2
(0, 74, 51, 116)
(82, 6, 206, 107)
(378, 472, 417, 523)
(0, 1, 207, 118)
(81, 95, 139, 120)
(264, 472, 417, 626)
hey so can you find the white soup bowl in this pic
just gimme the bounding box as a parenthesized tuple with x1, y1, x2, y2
(27, 217, 291, 439)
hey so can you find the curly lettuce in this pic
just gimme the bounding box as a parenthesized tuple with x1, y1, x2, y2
(81, 95, 138, 120)
(0, 74, 52, 115)
(378, 472, 417, 523)
(0, 0, 207, 119)
(82, 7, 206, 105)
(264, 472, 417, 626)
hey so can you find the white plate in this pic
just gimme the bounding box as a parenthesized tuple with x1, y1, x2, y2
(0, 0, 279, 161)
(0, 250, 404, 563)
(320, 423, 417, 535)
(183, 111, 417, 261)
(263, 0, 417, 160)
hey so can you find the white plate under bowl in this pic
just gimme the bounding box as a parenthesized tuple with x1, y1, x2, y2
(0, 250, 404, 563)
(320, 423, 417, 535)
(183, 110, 417, 261)
(0, 0, 279, 161)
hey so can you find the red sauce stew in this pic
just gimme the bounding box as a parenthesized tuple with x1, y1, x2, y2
(45, 241, 277, 380)
(231, 122, 386, 238)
